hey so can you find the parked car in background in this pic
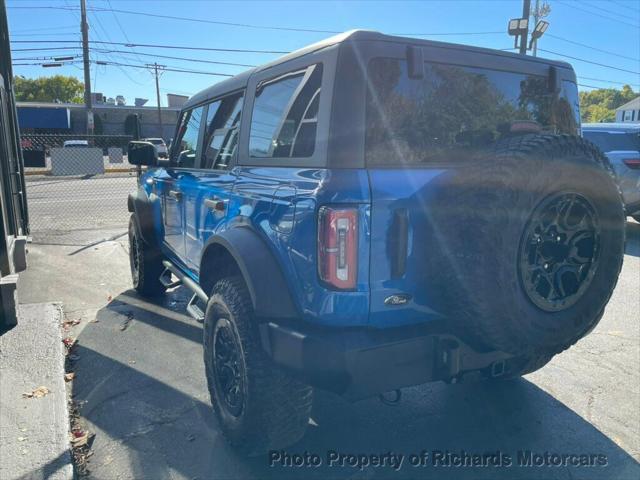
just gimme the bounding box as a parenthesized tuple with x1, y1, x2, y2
(143, 137, 168, 158)
(62, 139, 89, 148)
(126, 30, 625, 455)
(582, 123, 640, 222)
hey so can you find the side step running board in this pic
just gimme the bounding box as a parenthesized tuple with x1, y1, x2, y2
(187, 293, 205, 322)
(161, 260, 208, 322)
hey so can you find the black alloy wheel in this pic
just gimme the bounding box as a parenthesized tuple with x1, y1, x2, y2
(212, 317, 246, 418)
(519, 192, 600, 312)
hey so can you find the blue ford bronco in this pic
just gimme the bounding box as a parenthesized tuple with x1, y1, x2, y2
(127, 31, 625, 454)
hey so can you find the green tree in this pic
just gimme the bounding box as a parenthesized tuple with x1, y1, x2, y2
(579, 85, 637, 123)
(13, 75, 84, 104)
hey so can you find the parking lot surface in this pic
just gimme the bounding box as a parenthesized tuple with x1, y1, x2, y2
(18, 222, 640, 479)
(25, 173, 138, 245)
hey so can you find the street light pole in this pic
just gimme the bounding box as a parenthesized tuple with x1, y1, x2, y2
(80, 0, 93, 134)
(519, 0, 531, 55)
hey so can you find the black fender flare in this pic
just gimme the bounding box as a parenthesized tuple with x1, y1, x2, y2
(127, 186, 163, 247)
(200, 226, 298, 321)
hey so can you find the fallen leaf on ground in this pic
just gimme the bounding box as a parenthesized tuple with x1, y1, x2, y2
(71, 430, 94, 447)
(107, 295, 112, 301)
(62, 319, 81, 330)
(22, 386, 50, 398)
(64, 372, 76, 382)
(71, 432, 88, 446)
(62, 337, 76, 348)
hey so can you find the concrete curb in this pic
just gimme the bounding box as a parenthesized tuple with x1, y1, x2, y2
(0, 303, 73, 480)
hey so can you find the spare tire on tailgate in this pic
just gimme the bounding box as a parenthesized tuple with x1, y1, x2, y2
(423, 134, 625, 355)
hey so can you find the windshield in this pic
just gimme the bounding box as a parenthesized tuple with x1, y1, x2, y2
(365, 58, 580, 165)
(583, 131, 640, 152)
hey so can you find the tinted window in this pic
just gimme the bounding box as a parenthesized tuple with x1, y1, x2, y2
(249, 63, 322, 158)
(583, 131, 640, 152)
(173, 106, 204, 168)
(366, 58, 579, 165)
(202, 92, 243, 170)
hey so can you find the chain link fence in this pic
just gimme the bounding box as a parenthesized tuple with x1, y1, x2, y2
(23, 134, 139, 246)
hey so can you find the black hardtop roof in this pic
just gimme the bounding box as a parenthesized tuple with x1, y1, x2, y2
(183, 30, 573, 110)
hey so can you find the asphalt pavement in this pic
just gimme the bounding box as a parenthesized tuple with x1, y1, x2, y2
(17, 221, 640, 480)
(25, 173, 138, 245)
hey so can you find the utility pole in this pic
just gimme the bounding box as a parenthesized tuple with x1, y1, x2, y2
(519, 0, 531, 55)
(150, 63, 165, 138)
(80, 0, 93, 134)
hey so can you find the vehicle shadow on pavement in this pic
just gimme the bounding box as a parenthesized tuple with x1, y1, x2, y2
(70, 289, 640, 480)
(625, 221, 640, 257)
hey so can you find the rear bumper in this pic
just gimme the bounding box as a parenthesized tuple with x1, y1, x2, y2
(260, 321, 515, 400)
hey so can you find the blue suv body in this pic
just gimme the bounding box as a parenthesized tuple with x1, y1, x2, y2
(127, 31, 625, 453)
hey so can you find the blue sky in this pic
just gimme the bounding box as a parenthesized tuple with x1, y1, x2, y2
(7, 0, 640, 107)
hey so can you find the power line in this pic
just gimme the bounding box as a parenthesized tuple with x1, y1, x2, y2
(546, 33, 639, 62)
(578, 83, 607, 89)
(92, 60, 234, 77)
(538, 48, 640, 75)
(609, 0, 640, 13)
(8, 4, 505, 38)
(11, 24, 77, 33)
(11, 47, 82, 52)
(91, 6, 505, 37)
(91, 48, 256, 68)
(579, 76, 639, 87)
(90, 6, 341, 34)
(555, 0, 640, 29)
(104, 0, 148, 69)
(581, 0, 640, 21)
(87, 8, 148, 88)
(10, 39, 289, 54)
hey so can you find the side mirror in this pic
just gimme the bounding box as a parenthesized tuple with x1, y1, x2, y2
(128, 141, 158, 166)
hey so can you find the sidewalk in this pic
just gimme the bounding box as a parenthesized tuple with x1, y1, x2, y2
(0, 303, 73, 480)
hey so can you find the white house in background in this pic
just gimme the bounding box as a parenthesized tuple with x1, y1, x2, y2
(615, 96, 640, 123)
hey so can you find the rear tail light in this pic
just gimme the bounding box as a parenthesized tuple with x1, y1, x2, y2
(623, 158, 640, 169)
(318, 207, 358, 290)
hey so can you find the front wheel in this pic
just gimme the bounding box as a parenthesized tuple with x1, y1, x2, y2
(203, 276, 313, 456)
(128, 214, 165, 297)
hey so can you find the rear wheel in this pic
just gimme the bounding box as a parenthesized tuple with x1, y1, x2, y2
(423, 135, 625, 356)
(128, 214, 165, 297)
(203, 276, 313, 456)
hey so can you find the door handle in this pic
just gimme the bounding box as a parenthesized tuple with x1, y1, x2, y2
(204, 197, 228, 214)
(169, 190, 182, 201)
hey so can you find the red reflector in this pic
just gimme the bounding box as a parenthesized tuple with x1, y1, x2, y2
(318, 207, 358, 290)
(623, 158, 640, 169)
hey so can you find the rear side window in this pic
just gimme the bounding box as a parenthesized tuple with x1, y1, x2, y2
(173, 106, 204, 168)
(202, 92, 243, 169)
(249, 63, 322, 158)
(365, 58, 579, 165)
(583, 131, 640, 152)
